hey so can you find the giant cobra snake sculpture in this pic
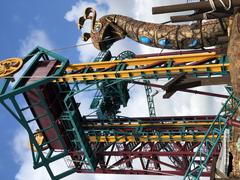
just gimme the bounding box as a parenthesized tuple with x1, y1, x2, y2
(78, 7, 229, 51)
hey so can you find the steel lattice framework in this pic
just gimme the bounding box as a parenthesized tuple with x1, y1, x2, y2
(0, 46, 238, 180)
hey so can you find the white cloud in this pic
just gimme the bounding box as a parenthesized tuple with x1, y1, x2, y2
(10, 30, 55, 86)
(13, 129, 49, 180)
(18, 30, 54, 57)
(120, 85, 149, 117)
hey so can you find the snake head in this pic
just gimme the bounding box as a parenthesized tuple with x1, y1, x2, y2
(78, 7, 126, 51)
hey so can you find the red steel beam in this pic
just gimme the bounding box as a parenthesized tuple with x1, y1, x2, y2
(80, 169, 212, 176)
(227, 120, 240, 127)
(144, 156, 183, 170)
(98, 151, 219, 156)
(132, 80, 229, 98)
(135, 49, 222, 58)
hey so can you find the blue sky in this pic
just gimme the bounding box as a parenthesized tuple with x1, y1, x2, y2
(0, 0, 227, 179)
(0, 1, 84, 179)
(0, 0, 82, 60)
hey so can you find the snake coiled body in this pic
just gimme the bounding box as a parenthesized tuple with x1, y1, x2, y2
(79, 8, 228, 51)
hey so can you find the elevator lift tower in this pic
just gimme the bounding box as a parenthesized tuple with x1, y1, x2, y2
(1, 1, 240, 180)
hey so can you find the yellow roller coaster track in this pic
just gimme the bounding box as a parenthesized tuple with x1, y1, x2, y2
(87, 134, 222, 143)
(86, 121, 224, 142)
(54, 52, 229, 82)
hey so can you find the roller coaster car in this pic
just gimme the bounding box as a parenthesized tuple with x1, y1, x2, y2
(97, 80, 129, 119)
(90, 51, 131, 120)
